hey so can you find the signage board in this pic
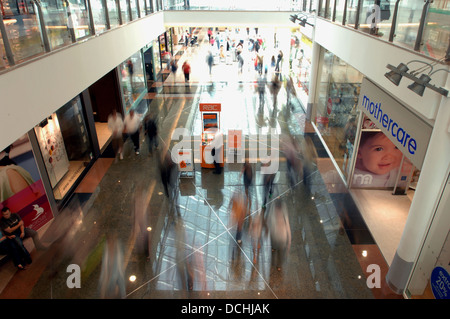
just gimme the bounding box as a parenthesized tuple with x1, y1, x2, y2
(199, 103, 221, 112)
(358, 78, 432, 169)
(431, 266, 450, 299)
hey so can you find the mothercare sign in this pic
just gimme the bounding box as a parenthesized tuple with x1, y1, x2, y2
(358, 78, 432, 169)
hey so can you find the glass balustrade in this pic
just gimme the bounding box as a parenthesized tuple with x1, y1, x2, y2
(0, 0, 447, 71)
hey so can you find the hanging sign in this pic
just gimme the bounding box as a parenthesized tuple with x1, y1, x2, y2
(358, 77, 432, 169)
(199, 103, 221, 112)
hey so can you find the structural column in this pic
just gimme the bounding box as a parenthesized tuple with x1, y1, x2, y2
(386, 75, 450, 294)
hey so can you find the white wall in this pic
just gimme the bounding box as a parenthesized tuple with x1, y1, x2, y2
(0, 12, 165, 151)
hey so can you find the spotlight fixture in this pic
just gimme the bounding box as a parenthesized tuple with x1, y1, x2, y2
(385, 61, 449, 97)
(289, 12, 314, 27)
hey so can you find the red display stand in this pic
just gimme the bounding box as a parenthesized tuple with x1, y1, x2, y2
(199, 103, 224, 168)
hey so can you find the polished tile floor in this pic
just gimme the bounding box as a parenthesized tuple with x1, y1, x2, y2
(0, 28, 402, 300)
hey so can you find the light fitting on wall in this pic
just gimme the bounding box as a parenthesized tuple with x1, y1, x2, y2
(289, 13, 314, 27)
(385, 60, 449, 97)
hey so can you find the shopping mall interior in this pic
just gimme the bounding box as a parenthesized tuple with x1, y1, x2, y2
(0, 0, 449, 305)
(0, 26, 404, 300)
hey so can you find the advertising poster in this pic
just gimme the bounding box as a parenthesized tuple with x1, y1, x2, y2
(34, 114, 70, 188)
(352, 129, 405, 188)
(0, 135, 53, 231)
(202, 113, 218, 131)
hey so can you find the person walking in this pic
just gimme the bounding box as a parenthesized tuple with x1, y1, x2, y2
(124, 110, 141, 155)
(107, 109, 124, 161)
(182, 60, 191, 85)
(257, 72, 268, 109)
(144, 113, 158, 156)
(240, 159, 253, 215)
(268, 201, 291, 271)
(270, 74, 281, 110)
(206, 51, 214, 76)
(229, 192, 246, 244)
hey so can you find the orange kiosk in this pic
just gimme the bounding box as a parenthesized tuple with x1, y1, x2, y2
(200, 103, 224, 168)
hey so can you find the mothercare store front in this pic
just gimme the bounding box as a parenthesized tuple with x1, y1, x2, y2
(349, 78, 432, 267)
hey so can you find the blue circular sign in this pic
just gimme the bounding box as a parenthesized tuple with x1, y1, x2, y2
(431, 267, 450, 299)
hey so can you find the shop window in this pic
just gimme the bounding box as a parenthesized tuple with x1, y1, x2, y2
(34, 96, 94, 201)
(315, 49, 363, 180)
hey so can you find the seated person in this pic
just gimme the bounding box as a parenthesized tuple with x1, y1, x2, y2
(0, 206, 47, 251)
(0, 228, 32, 270)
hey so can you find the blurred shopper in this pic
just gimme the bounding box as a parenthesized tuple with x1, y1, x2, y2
(144, 113, 158, 156)
(107, 109, 124, 161)
(99, 234, 126, 299)
(282, 135, 301, 189)
(206, 51, 214, 75)
(229, 192, 246, 244)
(170, 59, 178, 83)
(285, 75, 296, 109)
(269, 74, 281, 110)
(249, 211, 263, 263)
(211, 130, 223, 174)
(159, 150, 175, 198)
(240, 159, 253, 215)
(240, 159, 253, 199)
(257, 72, 268, 109)
(268, 201, 291, 271)
(275, 50, 283, 73)
(182, 60, 191, 84)
(237, 51, 244, 75)
(124, 110, 141, 155)
(301, 136, 318, 192)
(262, 162, 276, 209)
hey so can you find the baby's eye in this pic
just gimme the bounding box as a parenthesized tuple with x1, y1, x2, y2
(374, 147, 384, 152)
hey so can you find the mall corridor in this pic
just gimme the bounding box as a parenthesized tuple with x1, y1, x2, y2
(0, 28, 401, 300)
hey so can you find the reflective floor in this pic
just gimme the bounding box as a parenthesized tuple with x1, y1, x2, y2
(0, 28, 402, 300)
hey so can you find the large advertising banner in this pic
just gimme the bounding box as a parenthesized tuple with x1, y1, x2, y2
(357, 77, 432, 169)
(353, 78, 431, 189)
(0, 135, 54, 231)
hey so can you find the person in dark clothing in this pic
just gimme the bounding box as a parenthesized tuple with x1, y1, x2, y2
(159, 151, 175, 198)
(0, 207, 34, 269)
(144, 113, 158, 155)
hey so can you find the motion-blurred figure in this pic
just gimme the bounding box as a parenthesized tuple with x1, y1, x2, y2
(229, 192, 246, 244)
(144, 113, 158, 156)
(262, 162, 276, 209)
(249, 211, 264, 263)
(285, 75, 296, 110)
(206, 51, 214, 75)
(240, 159, 253, 214)
(300, 136, 318, 192)
(269, 74, 281, 110)
(282, 135, 302, 189)
(267, 201, 291, 271)
(107, 109, 124, 161)
(257, 72, 267, 110)
(159, 150, 175, 198)
(124, 110, 141, 155)
(98, 234, 126, 299)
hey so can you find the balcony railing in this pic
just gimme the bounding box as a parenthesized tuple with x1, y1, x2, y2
(1, 0, 448, 72)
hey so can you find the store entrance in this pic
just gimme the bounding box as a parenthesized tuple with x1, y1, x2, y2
(88, 69, 123, 151)
(144, 47, 155, 90)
